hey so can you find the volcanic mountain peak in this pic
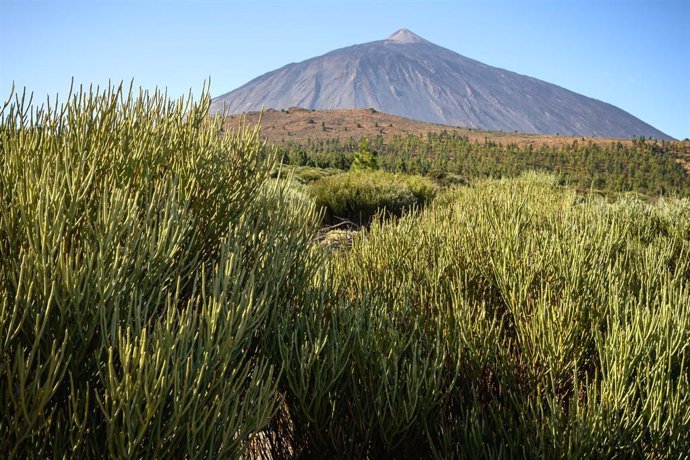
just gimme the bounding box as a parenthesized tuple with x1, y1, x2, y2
(386, 28, 428, 44)
(211, 30, 672, 139)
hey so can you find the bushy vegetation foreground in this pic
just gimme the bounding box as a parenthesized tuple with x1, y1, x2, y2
(0, 86, 320, 458)
(1, 87, 688, 458)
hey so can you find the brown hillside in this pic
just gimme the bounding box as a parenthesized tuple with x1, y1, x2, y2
(221, 107, 635, 148)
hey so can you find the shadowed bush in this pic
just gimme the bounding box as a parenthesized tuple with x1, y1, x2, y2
(308, 170, 437, 225)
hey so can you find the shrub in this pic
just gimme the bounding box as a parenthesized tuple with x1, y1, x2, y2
(0, 83, 320, 458)
(308, 170, 437, 225)
(272, 172, 690, 458)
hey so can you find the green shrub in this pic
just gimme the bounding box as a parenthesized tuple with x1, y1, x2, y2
(0, 83, 320, 458)
(271, 172, 690, 458)
(350, 138, 378, 171)
(308, 170, 437, 225)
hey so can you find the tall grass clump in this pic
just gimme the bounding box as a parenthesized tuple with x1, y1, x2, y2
(308, 170, 437, 225)
(271, 172, 689, 458)
(0, 83, 320, 458)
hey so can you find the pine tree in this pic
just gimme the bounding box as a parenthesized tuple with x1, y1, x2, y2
(351, 138, 379, 171)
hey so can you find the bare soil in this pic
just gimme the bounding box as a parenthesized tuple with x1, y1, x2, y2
(221, 107, 637, 148)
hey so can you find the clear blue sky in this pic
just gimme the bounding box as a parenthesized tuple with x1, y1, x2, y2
(1, 0, 688, 139)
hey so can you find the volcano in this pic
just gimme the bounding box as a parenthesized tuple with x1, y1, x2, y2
(211, 29, 672, 139)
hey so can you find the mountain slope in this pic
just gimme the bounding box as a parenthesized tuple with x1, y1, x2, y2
(211, 29, 672, 140)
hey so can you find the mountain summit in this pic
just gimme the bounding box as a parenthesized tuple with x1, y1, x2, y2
(211, 30, 671, 139)
(386, 28, 429, 44)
